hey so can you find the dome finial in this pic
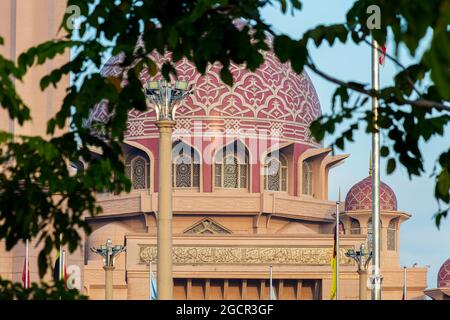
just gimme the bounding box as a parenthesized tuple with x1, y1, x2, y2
(369, 148, 373, 176)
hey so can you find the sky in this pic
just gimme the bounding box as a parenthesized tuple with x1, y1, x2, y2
(261, 0, 450, 288)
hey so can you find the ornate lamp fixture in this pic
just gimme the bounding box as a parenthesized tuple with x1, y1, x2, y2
(144, 79, 192, 300)
(90, 239, 126, 300)
(145, 80, 192, 121)
(346, 242, 372, 300)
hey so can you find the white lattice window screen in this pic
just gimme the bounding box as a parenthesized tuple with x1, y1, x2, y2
(264, 154, 287, 191)
(302, 161, 313, 195)
(172, 154, 200, 188)
(215, 153, 248, 189)
(350, 218, 361, 235)
(125, 152, 150, 190)
(387, 218, 398, 251)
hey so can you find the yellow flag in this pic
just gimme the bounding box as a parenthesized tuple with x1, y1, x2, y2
(330, 229, 337, 300)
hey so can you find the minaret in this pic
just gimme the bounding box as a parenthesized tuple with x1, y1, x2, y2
(0, 0, 69, 137)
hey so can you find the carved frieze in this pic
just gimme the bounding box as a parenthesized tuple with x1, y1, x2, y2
(138, 245, 353, 266)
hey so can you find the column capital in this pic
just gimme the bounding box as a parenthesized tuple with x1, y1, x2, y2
(103, 266, 115, 271)
(155, 119, 176, 129)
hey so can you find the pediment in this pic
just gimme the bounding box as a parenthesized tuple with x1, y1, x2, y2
(183, 218, 232, 234)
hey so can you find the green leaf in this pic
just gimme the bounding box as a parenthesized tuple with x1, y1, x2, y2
(387, 158, 396, 174)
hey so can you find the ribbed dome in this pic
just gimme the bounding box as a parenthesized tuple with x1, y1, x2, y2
(438, 258, 450, 288)
(345, 176, 398, 211)
(88, 39, 322, 146)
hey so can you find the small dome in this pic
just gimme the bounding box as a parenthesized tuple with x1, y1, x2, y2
(345, 176, 397, 211)
(438, 258, 450, 288)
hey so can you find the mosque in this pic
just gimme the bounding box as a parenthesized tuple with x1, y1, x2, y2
(0, 0, 435, 300)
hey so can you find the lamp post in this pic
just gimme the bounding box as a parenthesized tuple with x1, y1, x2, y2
(90, 239, 126, 300)
(371, 37, 382, 300)
(346, 243, 372, 300)
(144, 79, 192, 300)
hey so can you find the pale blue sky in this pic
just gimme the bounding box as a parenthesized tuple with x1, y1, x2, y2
(261, 0, 450, 288)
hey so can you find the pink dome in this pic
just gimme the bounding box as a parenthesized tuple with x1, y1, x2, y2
(438, 258, 450, 288)
(345, 176, 398, 211)
(90, 43, 322, 146)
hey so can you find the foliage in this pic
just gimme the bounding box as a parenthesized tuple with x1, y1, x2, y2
(0, 0, 448, 292)
(0, 279, 86, 300)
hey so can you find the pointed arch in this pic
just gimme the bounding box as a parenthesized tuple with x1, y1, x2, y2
(263, 152, 288, 192)
(172, 140, 201, 189)
(213, 140, 250, 190)
(387, 217, 399, 251)
(302, 161, 313, 195)
(123, 144, 151, 190)
(350, 218, 361, 234)
(123, 141, 155, 192)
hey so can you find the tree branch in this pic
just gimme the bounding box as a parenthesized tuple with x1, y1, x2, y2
(306, 61, 450, 112)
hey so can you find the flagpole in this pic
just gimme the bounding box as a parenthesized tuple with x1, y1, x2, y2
(335, 199, 340, 300)
(59, 234, 63, 281)
(25, 239, 29, 289)
(269, 265, 273, 300)
(371, 37, 382, 300)
(403, 266, 407, 300)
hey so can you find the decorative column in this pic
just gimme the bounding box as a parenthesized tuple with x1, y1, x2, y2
(103, 265, 114, 300)
(145, 80, 192, 300)
(156, 119, 176, 299)
(357, 269, 368, 300)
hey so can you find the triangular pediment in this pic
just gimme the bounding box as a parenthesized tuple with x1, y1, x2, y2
(183, 218, 232, 234)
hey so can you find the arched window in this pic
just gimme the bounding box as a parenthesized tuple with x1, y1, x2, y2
(302, 161, 313, 196)
(387, 218, 398, 251)
(350, 218, 361, 234)
(264, 153, 287, 192)
(125, 150, 150, 190)
(172, 141, 200, 189)
(215, 141, 249, 189)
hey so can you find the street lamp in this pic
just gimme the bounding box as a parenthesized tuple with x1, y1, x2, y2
(90, 239, 126, 300)
(346, 242, 372, 300)
(144, 79, 192, 300)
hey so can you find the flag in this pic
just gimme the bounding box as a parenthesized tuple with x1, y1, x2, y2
(21, 258, 30, 288)
(63, 251, 68, 285)
(150, 270, 158, 300)
(330, 228, 337, 300)
(53, 251, 61, 282)
(53, 251, 68, 284)
(270, 284, 277, 300)
(269, 265, 277, 300)
(379, 44, 387, 66)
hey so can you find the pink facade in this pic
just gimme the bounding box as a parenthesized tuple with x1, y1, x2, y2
(89, 45, 324, 195)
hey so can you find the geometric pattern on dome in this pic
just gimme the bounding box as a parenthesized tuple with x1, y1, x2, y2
(344, 176, 398, 211)
(438, 258, 450, 288)
(95, 44, 322, 147)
